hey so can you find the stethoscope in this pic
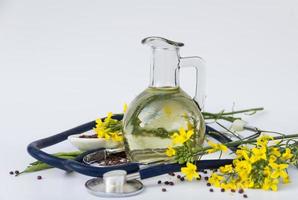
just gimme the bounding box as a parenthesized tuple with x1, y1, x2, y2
(83, 151, 233, 197)
(27, 114, 260, 198)
(82, 125, 260, 197)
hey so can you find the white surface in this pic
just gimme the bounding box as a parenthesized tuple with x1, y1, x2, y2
(1, 0, 298, 199)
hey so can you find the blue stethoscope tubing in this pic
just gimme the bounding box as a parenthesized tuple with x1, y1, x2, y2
(27, 114, 234, 178)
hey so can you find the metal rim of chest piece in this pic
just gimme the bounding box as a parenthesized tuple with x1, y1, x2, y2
(85, 176, 144, 197)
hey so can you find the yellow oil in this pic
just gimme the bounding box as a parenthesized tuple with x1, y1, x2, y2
(123, 87, 205, 164)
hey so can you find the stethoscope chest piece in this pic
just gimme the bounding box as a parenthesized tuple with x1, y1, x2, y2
(85, 170, 144, 197)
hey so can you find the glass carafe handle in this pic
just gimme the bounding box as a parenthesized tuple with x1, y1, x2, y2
(179, 56, 206, 110)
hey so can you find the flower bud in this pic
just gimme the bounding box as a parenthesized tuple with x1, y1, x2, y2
(230, 119, 247, 132)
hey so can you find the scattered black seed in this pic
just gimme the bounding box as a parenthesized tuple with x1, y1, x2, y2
(221, 188, 225, 192)
(165, 181, 169, 185)
(203, 170, 208, 174)
(231, 189, 236, 193)
(196, 175, 201, 180)
(15, 170, 19, 175)
(169, 182, 174, 186)
(204, 176, 209, 181)
(162, 188, 167, 192)
(206, 183, 211, 187)
(158, 180, 162, 184)
(37, 175, 42, 180)
(180, 177, 185, 181)
(9, 171, 14, 175)
(209, 188, 214, 192)
(168, 172, 175, 176)
(238, 189, 244, 194)
(213, 169, 218, 172)
(177, 175, 181, 179)
(243, 194, 248, 198)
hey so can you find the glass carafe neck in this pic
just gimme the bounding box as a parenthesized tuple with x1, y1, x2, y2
(149, 48, 179, 88)
(142, 37, 184, 88)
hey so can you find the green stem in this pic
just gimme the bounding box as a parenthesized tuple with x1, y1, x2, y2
(204, 115, 240, 122)
(216, 121, 242, 139)
(202, 107, 264, 116)
(196, 133, 298, 156)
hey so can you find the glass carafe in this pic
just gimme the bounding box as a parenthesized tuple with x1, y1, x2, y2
(123, 37, 206, 164)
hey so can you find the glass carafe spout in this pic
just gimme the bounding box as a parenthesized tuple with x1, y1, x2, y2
(142, 37, 182, 88)
(142, 36, 206, 108)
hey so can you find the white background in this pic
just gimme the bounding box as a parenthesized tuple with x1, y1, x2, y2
(1, 0, 298, 199)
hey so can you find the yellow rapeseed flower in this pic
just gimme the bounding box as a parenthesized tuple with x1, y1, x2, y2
(94, 118, 108, 138)
(270, 163, 288, 179)
(96, 129, 106, 138)
(282, 175, 290, 184)
(282, 148, 293, 160)
(181, 162, 199, 181)
(219, 164, 233, 173)
(206, 140, 228, 153)
(262, 177, 279, 191)
(257, 135, 273, 147)
(171, 128, 194, 145)
(171, 132, 182, 144)
(95, 118, 103, 127)
(221, 181, 237, 190)
(270, 147, 281, 157)
(237, 178, 255, 189)
(250, 147, 267, 163)
(105, 112, 113, 123)
(236, 149, 250, 160)
(263, 166, 271, 176)
(205, 137, 293, 191)
(94, 112, 122, 142)
(165, 146, 176, 157)
(235, 160, 252, 179)
(110, 132, 123, 142)
(208, 173, 224, 187)
(269, 155, 277, 163)
(103, 132, 110, 140)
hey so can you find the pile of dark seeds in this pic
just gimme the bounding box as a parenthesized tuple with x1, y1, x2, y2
(79, 134, 98, 138)
(97, 152, 128, 166)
